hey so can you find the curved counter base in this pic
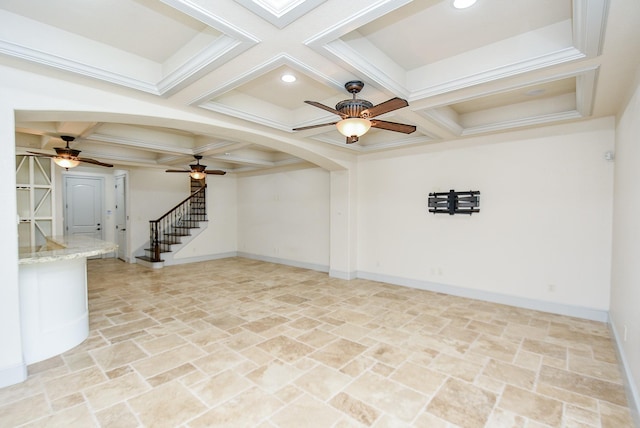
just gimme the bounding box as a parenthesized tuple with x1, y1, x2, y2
(19, 257, 90, 364)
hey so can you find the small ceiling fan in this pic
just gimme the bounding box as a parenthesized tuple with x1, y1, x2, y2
(166, 155, 226, 179)
(293, 80, 416, 144)
(27, 135, 113, 170)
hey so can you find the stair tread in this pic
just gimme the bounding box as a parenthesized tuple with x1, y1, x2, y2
(136, 255, 164, 263)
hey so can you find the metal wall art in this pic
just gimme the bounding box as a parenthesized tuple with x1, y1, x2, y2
(428, 189, 480, 215)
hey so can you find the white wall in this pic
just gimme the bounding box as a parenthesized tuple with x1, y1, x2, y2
(357, 118, 615, 316)
(610, 69, 640, 416)
(237, 167, 330, 270)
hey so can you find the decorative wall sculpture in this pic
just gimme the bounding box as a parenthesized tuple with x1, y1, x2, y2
(428, 189, 480, 215)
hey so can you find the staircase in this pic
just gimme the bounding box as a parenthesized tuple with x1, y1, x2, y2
(135, 184, 207, 268)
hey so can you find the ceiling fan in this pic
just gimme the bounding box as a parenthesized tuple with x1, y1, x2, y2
(165, 155, 226, 179)
(293, 80, 416, 144)
(27, 135, 113, 170)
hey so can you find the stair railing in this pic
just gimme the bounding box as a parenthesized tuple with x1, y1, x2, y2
(148, 185, 207, 262)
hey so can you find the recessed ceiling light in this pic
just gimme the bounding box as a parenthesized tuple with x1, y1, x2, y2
(453, 0, 477, 9)
(281, 74, 296, 83)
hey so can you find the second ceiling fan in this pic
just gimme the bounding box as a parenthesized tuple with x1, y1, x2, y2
(166, 155, 226, 179)
(293, 80, 416, 144)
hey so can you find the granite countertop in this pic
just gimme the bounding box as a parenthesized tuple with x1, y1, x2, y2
(19, 236, 118, 265)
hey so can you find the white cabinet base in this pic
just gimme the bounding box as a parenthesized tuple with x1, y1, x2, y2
(18, 258, 89, 365)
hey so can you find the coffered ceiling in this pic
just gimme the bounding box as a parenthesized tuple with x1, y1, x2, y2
(2, 0, 638, 174)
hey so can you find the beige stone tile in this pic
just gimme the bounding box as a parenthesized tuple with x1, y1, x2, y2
(599, 400, 636, 428)
(189, 386, 284, 428)
(296, 328, 338, 349)
(568, 355, 623, 383)
(245, 360, 304, 393)
(50, 392, 85, 411)
(0, 393, 50, 427)
(469, 334, 519, 362)
(522, 338, 567, 359)
(84, 372, 150, 410)
(564, 404, 600, 426)
(427, 378, 496, 428)
(243, 315, 290, 333)
(191, 369, 252, 406)
(91, 340, 148, 371)
(465, 320, 506, 337)
(132, 343, 205, 378)
(498, 384, 563, 426)
(482, 358, 536, 390)
(186, 327, 230, 349)
(44, 366, 107, 400)
(340, 355, 377, 377)
(22, 403, 96, 428)
(274, 384, 304, 404)
(27, 355, 65, 375)
(128, 381, 206, 427)
(0, 375, 44, 407)
(485, 408, 526, 427)
(294, 364, 352, 401)
(538, 365, 628, 406)
(256, 335, 314, 363)
(367, 343, 412, 366)
(63, 351, 96, 372)
(535, 383, 598, 411)
(345, 371, 428, 422)
(272, 393, 344, 427)
(513, 350, 542, 371)
(95, 402, 140, 428)
(309, 338, 367, 369)
(99, 317, 158, 339)
(429, 353, 483, 382)
(146, 362, 196, 387)
(331, 323, 373, 341)
(390, 361, 446, 395)
(330, 392, 379, 426)
(137, 333, 187, 354)
(223, 330, 265, 351)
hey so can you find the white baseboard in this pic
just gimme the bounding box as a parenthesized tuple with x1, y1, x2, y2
(0, 361, 27, 388)
(237, 252, 329, 273)
(329, 269, 357, 280)
(168, 251, 238, 266)
(609, 319, 640, 427)
(356, 270, 609, 322)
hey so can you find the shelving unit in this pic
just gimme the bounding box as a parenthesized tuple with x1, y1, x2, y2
(16, 155, 55, 248)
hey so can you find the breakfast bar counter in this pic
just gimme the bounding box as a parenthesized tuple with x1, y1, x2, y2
(18, 236, 117, 364)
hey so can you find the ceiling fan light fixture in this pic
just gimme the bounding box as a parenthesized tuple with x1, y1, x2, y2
(453, 0, 477, 9)
(54, 157, 80, 169)
(336, 117, 371, 138)
(190, 170, 206, 180)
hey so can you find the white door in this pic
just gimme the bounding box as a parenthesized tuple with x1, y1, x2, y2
(64, 176, 104, 248)
(115, 174, 128, 261)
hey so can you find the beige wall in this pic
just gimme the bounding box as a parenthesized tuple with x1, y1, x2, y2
(237, 167, 330, 269)
(357, 118, 615, 316)
(610, 67, 640, 415)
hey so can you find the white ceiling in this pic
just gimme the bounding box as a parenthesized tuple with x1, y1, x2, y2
(2, 0, 639, 174)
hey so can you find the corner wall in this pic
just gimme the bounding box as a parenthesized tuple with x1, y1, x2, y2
(610, 69, 640, 420)
(237, 167, 330, 271)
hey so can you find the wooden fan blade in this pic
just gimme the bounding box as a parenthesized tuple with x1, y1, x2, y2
(165, 169, 190, 173)
(205, 170, 226, 175)
(370, 119, 416, 134)
(304, 101, 347, 118)
(293, 121, 338, 131)
(26, 151, 55, 158)
(361, 97, 409, 118)
(78, 157, 113, 168)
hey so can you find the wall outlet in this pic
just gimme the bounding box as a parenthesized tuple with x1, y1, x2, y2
(548, 284, 556, 292)
(623, 325, 628, 342)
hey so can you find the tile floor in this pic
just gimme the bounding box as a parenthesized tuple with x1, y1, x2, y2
(0, 257, 635, 427)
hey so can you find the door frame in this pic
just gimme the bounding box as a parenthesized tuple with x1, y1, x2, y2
(114, 173, 129, 262)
